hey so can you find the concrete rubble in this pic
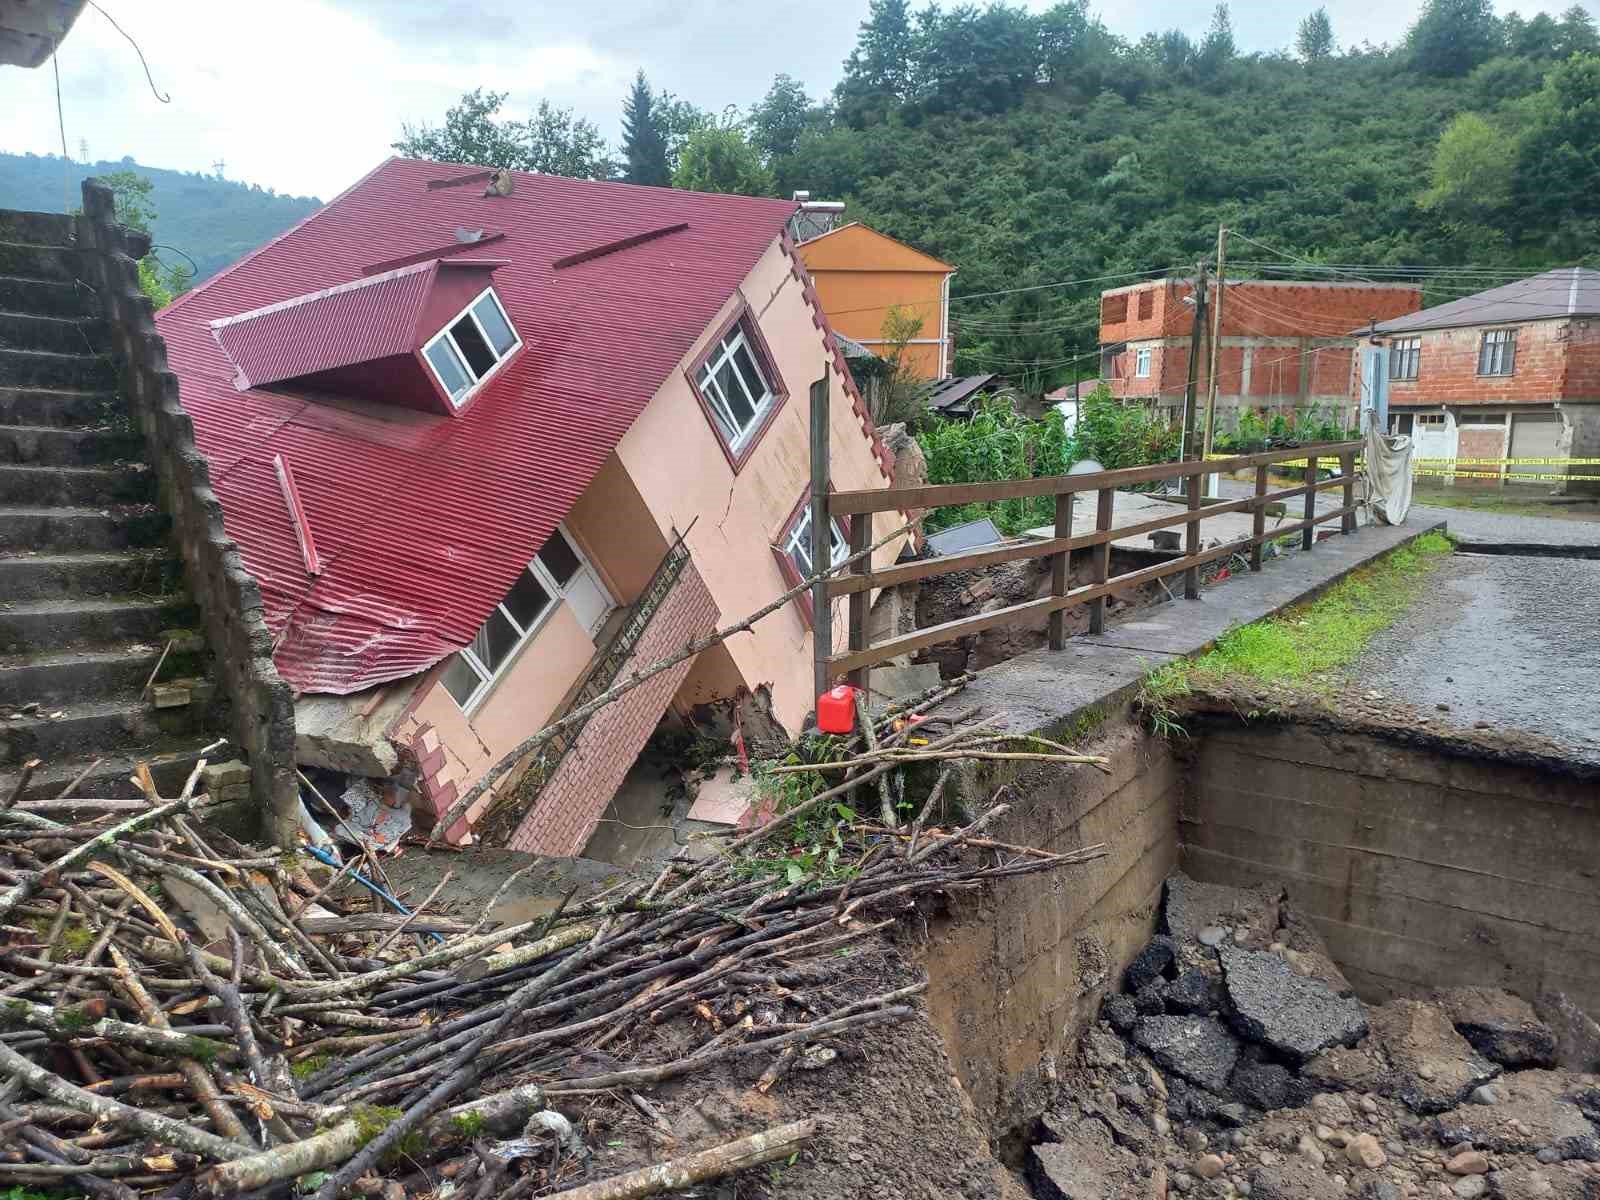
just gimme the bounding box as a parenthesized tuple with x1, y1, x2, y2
(1026, 872, 1600, 1200)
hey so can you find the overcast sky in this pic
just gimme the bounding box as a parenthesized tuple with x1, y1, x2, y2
(0, 0, 1591, 201)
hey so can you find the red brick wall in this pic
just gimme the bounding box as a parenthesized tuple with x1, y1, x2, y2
(1100, 281, 1419, 348)
(1391, 319, 1594, 408)
(507, 560, 719, 857)
(1456, 425, 1508, 489)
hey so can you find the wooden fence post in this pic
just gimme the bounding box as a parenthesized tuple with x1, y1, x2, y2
(1250, 464, 1267, 572)
(1184, 469, 1202, 599)
(809, 377, 832, 703)
(1048, 490, 1074, 651)
(846, 515, 871, 696)
(1088, 488, 1114, 634)
(1340, 451, 1356, 534)
(1301, 454, 1319, 551)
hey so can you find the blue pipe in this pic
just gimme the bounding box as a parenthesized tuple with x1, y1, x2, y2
(302, 844, 445, 945)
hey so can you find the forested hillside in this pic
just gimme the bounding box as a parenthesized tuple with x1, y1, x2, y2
(0, 153, 320, 282)
(398, 0, 1600, 393)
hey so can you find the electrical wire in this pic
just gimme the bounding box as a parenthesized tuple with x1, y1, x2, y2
(52, 38, 69, 214)
(87, 0, 170, 103)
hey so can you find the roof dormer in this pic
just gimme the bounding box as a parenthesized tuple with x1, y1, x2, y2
(210, 257, 519, 416)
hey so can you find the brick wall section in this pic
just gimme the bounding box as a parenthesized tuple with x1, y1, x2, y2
(1390, 318, 1600, 408)
(507, 560, 719, 857)
(74, 180, 299, 844)
(1101, 280, 1420, 345)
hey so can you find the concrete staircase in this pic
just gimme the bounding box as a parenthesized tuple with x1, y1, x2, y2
(0, 210, 223, 804)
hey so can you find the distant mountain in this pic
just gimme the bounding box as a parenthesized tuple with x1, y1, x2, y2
(0, 153, 321, 283)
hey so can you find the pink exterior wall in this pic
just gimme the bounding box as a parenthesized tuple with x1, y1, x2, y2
(392, 601, 598, 836)
(614, 237, 909, 732)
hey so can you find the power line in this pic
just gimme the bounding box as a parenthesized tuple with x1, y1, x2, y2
(950, 267, 1178, 303)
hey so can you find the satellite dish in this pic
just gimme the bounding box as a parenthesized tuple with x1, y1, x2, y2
(1068, 458, 1105, 475)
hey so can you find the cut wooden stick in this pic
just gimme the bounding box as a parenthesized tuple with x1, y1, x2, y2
(543, 1119, 817, 1200)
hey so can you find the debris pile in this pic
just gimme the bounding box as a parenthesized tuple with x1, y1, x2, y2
(0, 716, 1108, 1198)
(1030, 873, 1600, 1200)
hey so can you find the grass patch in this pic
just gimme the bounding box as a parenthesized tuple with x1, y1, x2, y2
(1141, 531, 1455, 720)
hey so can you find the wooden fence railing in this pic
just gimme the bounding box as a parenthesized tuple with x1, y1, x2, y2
(816, 439, 1364, 697)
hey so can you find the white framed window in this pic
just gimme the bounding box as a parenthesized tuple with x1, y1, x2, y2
(1416, 412, 1446, 429)
(1389, 337, 1420, 381)
(695, 320, 778, 452)
(422, 287, 521, 407)
(782, 503, 848, 580)
(441, 527, 593, 712)
(1134, 347, 1152, 378)
(1477, 329, 1516, 377)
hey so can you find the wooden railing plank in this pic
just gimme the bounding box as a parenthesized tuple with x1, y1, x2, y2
(828, 440, 1363, 516)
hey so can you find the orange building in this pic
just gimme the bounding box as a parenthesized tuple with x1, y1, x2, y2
(796, 222, 955, 381)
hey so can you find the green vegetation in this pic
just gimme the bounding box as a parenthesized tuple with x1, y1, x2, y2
(916, 387, 1177, 535)
(348, 1105, 426, 1164)
(1139, 531, 1456, 726)
(290, 1052, 333, 1080)
(0, 152, 318, 283)
(393, 88, 612, 182)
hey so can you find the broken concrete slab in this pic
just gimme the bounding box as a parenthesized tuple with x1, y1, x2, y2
(1028, 1110, 1142, 1200)
(1437, 987, 1559, 1069)
(1124, 935, 1176, 991)
(1133, 1014, 1241, 1092)
(1369, 999, 1500, 1115)
(1166, 966, 1224, 1015)
(1535, 992, 1600, 1073)
(1220, 944, 1368, 1062)
(1230, 1058, 1303, 1111)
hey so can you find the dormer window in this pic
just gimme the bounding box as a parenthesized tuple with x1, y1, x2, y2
(423, 288, 520, 406)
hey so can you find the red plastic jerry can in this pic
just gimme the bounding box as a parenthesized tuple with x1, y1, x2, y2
(816, 684, 858, 734)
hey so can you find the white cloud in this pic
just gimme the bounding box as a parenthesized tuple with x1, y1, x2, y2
(0, 0, 1591, 200)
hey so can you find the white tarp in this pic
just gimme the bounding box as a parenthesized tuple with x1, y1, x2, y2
(1364, 426, 1414, 525)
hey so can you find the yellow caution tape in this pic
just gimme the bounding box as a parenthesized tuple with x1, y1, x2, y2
(1413, 457, 1600, 466)
(1414, 469, 1600, 481)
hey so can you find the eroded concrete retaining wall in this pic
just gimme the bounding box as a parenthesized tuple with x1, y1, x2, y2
(1182, 721, 1600, 1014)
(920, 719, 1182, 1140)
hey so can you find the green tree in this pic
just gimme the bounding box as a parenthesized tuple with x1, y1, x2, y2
(835, 0, 916, 124)
(1558, 5, 1600, 56)
(621, 71, 671, 186)
(99, 170, 191, 307)
(394, 89, 611, 179)
(749, 74, 817, 164)
(1406, 0, 1499, 76)
(1513, 53, 1600, 244)
(1296, 8, 1335, 61)
(1196, 3, 1237, 76)
(1419, 112, 1516, 218)
(672, 118, 774, 196)
(872, 305, 928, 425)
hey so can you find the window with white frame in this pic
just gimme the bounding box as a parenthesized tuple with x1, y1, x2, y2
(1416, 412, 1446, 429)
(1134, 347, 1152, 378)
(782, 503, 848, 580)
(440, 528, 587, 711)
(1477, 329, 1516, 376)
(422, 287, 520, 407)
(1389, 337, 1420, 381)
(695, 320, 778, 451)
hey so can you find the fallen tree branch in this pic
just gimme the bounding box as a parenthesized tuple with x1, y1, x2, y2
(543, 1118, 817, 1200)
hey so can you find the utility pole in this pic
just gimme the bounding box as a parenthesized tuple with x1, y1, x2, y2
(1202, 226, 1229, 474)
(1181, 260, 1209, 461)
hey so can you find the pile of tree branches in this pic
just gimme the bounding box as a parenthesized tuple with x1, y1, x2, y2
(0, 702, 1108, 1198)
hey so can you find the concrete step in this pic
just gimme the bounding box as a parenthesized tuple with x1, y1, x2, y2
(0, 346, 117, 391)
(0, 696, 203, 767)
(0, 596, 198, 655)
(0, 212, 75, 247)
(0, 424, 145, 467)
(0, 242, 79, 283)
(0, 462, 155, 506)
(0, 740, 222, 806)
(0, 549, 183, 602)
(0, 311, 110, 356)
(0, 639, 206, 707)
(0, 277, 89, 320)
(0, 385, 118, 429)
(0, 504, 171, 553)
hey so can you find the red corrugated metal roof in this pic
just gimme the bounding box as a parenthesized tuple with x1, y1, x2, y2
(158, 157, 798, 695)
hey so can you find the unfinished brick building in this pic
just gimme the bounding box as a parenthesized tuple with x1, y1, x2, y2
(1099, 278, 1421, 430)
(1371, 267, 1600, 493)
